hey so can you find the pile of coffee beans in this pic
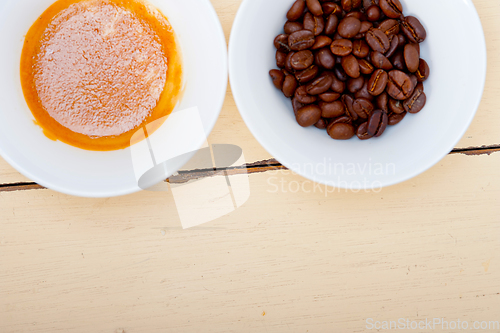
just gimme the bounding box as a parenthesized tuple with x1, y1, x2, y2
(269, 0, 430, 140)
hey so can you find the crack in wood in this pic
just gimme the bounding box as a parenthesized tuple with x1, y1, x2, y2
(1, 145, 499, 192)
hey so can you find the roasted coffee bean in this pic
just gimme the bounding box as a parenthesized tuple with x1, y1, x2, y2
(328, 122, 356, 140)
(366, 5, 382, 22)
(292, 97, 305, 116)
(276, 50, 287, 68)
(366, 28, 390, 53)
(348, 76, 365, 93)
(385, 36, 399, 58)
(356, 121, 374, 140)
(341, 0, 362, 12)
(358, 58, 375, 75)
(315, 118, 328, 129)
(378, 19, 400, 37)
(416, 59, 430, 82)
(312, 35, 333, 50)
(341, 54, 361, 78)
(318, 48, 336, 69)
(333, 32, 343, 41)
(410, 74, 418, 93)
(388, 98, 405, 114)
(388, 111, 406, 125)
(376, 92, 389, 112)
(353, 98, 374, 119)
(368, 69, 388, 96)
(289, 30, 316, 51)
(404, 83, 426, 113)
(404, 43, 419, 73)
(295, 85, 317, 104)
(325, 14, 340, 35)
(284, 21, 304, 35)
(342, 95, 358, 121)
(287, 0, 306, 21)
(355, 80, 375, 101)
(367, 109, 388, 137)
(296, 65, 319, 83)
(285, 52, 295, 72)
(282, 74, 298, 97)
(352, 40, 370, 58)
(391, 50, 406, 71)
(323, 2, 341, 16)
(334, 66, 348, 81)
(331, 39, 353, 56)
(307, 73, 334, 95)
(359, 21, 373, 34)
(345, 11, 366, 22)
(371, 51, 393, 70)
(387, 70, 413, 100)
(363, 0, 379, 10)
(319, 91, 341, 102)
(274, 34, 290, 52)
(270, 69, 285, 90)
(291, 50, 314, 70)
(338, 17, 362, 38)
(306, 0, 324, 16)
(296, 104, 322, 127)
(331, 74, 347, 92)
(304, 12, 325, 36)
(401, 16, 426, 43)
(397, 33, 406, 47)
(379, 0, 403, 19)
(320, 100, 345, 118)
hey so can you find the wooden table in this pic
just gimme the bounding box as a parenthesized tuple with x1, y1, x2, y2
(1, 0, 499, 332)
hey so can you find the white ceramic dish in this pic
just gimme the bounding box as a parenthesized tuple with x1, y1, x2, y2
(229, 0, 487, 190)
(0, 0, 228, 197)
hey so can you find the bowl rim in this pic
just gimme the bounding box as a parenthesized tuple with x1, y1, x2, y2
(0, 0, 229, 198)
(228, 0, 487, 190)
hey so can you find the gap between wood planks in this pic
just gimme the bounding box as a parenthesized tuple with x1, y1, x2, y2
(1, 144, 499, 193)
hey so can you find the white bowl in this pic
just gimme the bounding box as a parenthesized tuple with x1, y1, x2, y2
(0, 0, 227, 197)
(229, 0, 486, 190)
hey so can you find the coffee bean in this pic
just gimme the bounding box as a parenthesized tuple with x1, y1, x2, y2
(366, 5, 381, 22)
(325, 14, 340, 35)
(359, 21, 373, 34)
(353, 98, 374, 119)
(367, 109, 388, 137)
(312, 35, 333, 50)
(269, 69, 285, 90)
(358, 58, 375, 75)
(366, 28, 390, 53)
(323, 2, 340, 16)
(347, 76, 365, 93)
(388, 111, 406, 125)
(378, 19, 400, 37)
(289, 30, 316, 51)
(276, 50, 287, 68)
(356, 121, 374, 140)
(391, 50, 406, 71)
(379, 0, 403, 19)
(387, 70, 413, 100)
(338, 17, 362, 38)
(274, 34, 290, 52)
(282, 74, 298, 97)
(342, 0, 362, 12)
(346, 11, 367, 21)
(284, 21, 304, 35)
(318, 48, 336, 69)
(334, 66, 349, 81)
(404, 43, 419, 73)
(341, 54, 361, 78)
(307, 72, 334, 95)
(292, 97, 305, 116)
(328, 123, 356, 140)
(319, 91, 341, 102)
(385, 36, 399, 58)
(331, 74, 347, 92)
(363, 0, 379, 10)
(371, 51, 393, 70)
(352, 40, 370, 58)
(416, 59, 430, 82)
(285, 52, 295, 72)
(304, 12, 325, 36)
(368, 69, 388, 96)
(295, 65, 319, 83)
(376, 92, 389, 112)
(397, 33, 406, 47)
(296, 104, 322, 127)
(320, 100, 345, 118)
(295, 85, 317, 104)
(403, 83, 426, 113)
(331, 39, 353, 56)
(355, 80, 375, 101)
(388, 98, 405, 114)
(401, 16, 426, 43)
(314, 118, 327, 129)
(342, 95, 358, 121)
(287, 0, 306, 21)
(290, 50, 314, 70)
(306, 0, 324, 16)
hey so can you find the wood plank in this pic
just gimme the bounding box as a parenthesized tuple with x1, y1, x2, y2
(0, 152, 499, 332)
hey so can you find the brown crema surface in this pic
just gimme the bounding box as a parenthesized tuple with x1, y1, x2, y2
(21, 0, 182, 151)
